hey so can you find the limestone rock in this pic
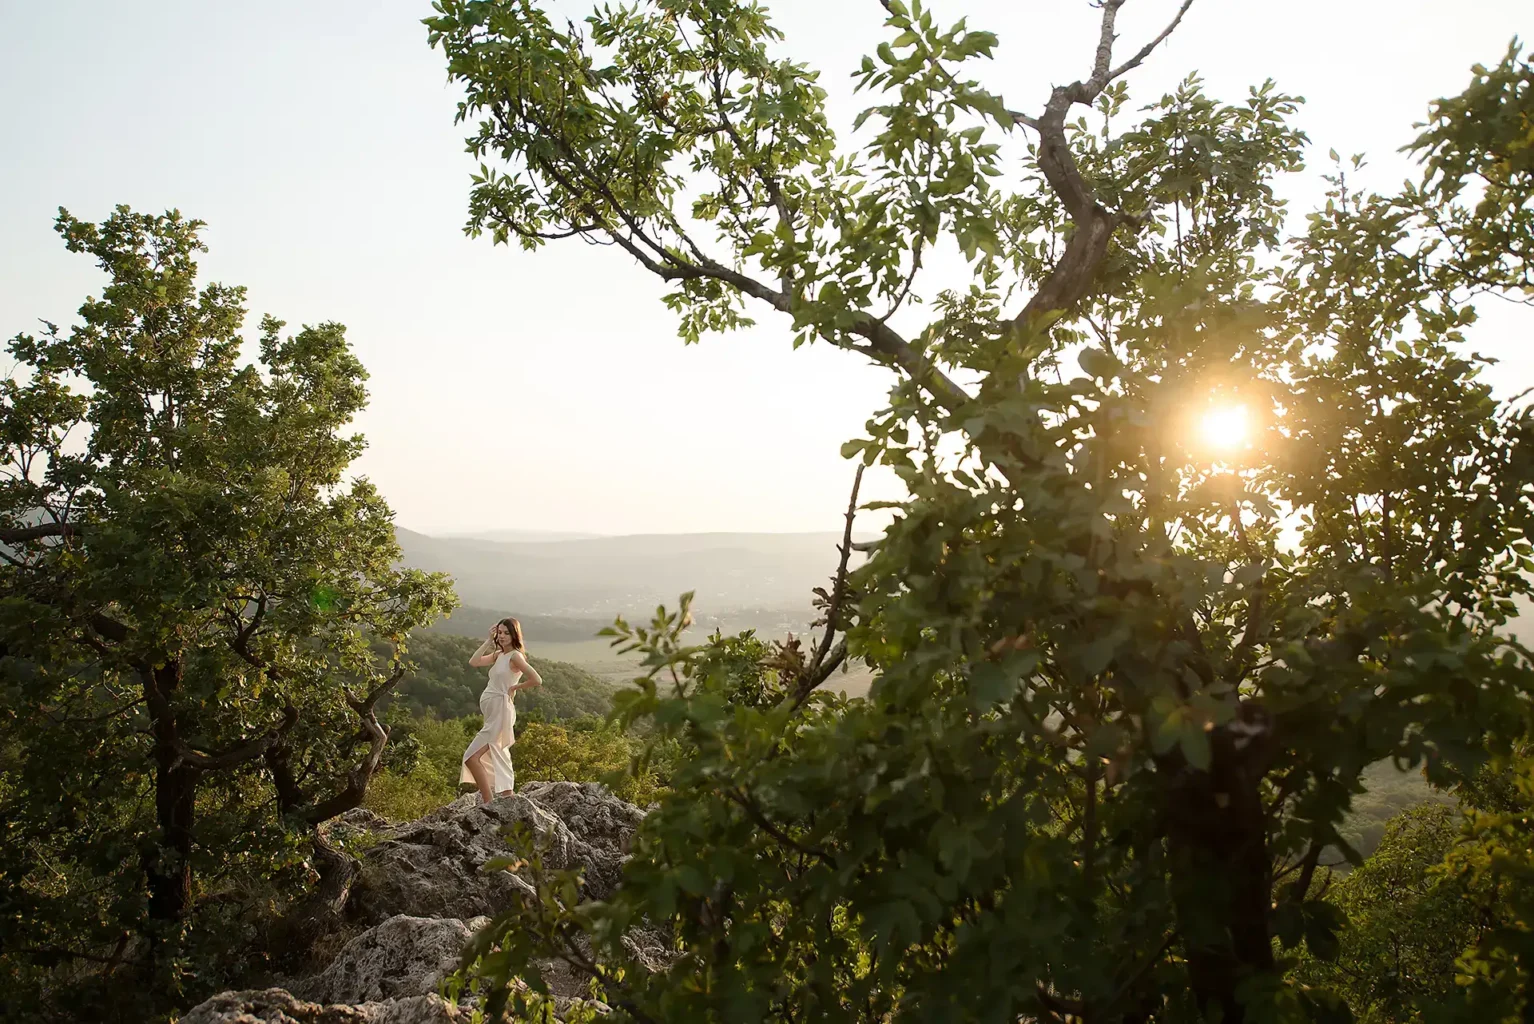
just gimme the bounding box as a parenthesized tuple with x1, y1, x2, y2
(292, 915, 474, 1005)
(349, 788, 638, 924)
(519, 781, 645, 874)
(194, 785, 654, 1023)
(181, 988, 466, 1024)
(348, 794, 557, 924)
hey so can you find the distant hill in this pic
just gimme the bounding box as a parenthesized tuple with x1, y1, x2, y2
(440, 528, 605, 543)
(422, 605, 614, 642)
(423, 603, 825, 645)
(395, 528, 868, 620)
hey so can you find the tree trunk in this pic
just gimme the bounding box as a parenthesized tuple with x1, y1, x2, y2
(267, 827, 359, 964)
(143, 754, 196, 922)
(141, 661, 196, 924)
(1161, 703, 1277, 1023)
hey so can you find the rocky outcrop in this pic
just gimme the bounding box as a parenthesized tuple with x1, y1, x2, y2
(347, 795, 545, 924)
(180, 988, 466, 1024)
(348, 787, 636, 925)
(291, 915, 488, 1005)
(519, 781, 645, 859)
(186, 784, 647, 1023)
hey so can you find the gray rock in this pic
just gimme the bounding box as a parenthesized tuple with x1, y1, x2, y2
(292, 915, 473, 1004)
(519, 781, 645, 860)
(181, 988, 466, 1024)
(348, 794, 554, 923)
(349, 789, 637, 924)
(195, 785, 654, 1022)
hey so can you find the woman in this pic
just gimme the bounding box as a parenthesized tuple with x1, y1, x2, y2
(461, 617, 542, 804)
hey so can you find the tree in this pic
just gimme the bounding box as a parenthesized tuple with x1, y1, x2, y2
(427, 4, 1534, 1020)
(0, 208, 455, 1016)
(1292, 804, 1496, 1024)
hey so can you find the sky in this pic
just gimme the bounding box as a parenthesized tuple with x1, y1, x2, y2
(1, 0, 1530, 536)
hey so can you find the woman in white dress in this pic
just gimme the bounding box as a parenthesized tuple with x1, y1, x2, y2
(461, 617, 542, 804)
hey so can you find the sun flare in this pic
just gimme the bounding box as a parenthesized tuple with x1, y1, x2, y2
(1199, 404, 1249, 452)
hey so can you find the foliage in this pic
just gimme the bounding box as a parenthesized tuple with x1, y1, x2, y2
(513, 717, 667, 807)
(1403, 40, 1534, 295)
(1293, 804, 1496, 1024)
(1333, 762, 1450, 864)
(429, 2, 1534, 1022)
(366, 711, 664, 818)
(0, 208, 455, 1020)
(1426, 750, 1534, 1021)
(364, 713, 477, 821)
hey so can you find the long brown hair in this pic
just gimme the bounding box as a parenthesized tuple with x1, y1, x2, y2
(496, 617, 525, 653)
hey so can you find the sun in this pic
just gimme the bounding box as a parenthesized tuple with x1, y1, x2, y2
(1199, 404, 1249, 452)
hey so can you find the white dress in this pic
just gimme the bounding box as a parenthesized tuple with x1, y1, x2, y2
(461, 650, 521, 794)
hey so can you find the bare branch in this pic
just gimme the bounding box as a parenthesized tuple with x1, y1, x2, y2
(816, 463, 863, 665)
(1106, 0, 1195, 86)
(798, 465, 864, 707)
(1006, 0, 1197, 333)
(42, 696, 145, 727)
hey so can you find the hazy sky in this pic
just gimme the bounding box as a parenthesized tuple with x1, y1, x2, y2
(2, 1, 1531, 536)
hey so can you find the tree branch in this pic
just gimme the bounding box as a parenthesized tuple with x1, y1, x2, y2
(295, 662, 408, 825)
(794, 639, 848, 708)
(724, 786, 833, 861)
(807, 464, 864, 679)
(175, 704, 299, 771)
(1228, 501, 1266, 680)
(847, 312, 973, 415)
(1106, 0, 1195, 86)
(1007, 0, 1196, 333)
(1102, 932, 1178, 1018)
(88, 612, 131, 644)
(0, 522, 82, 545)
(507, 63, 984, 423)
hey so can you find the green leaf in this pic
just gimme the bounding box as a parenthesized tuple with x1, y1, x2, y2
(1076, 346, 1119, 380)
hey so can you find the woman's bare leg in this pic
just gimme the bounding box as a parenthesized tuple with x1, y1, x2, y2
(464, 745, 494, 804)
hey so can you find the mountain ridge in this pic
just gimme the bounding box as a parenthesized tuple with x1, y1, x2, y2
(393, 526, 871, 619)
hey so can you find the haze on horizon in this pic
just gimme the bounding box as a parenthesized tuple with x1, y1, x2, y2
(3, 0, 1531, 538)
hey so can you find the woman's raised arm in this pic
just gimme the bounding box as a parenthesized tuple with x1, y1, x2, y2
(468, 634, 498, 668)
